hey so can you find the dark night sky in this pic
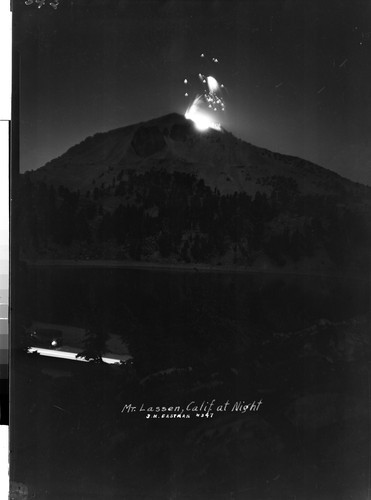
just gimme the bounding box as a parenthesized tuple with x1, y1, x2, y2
(14, 0, 371, 185)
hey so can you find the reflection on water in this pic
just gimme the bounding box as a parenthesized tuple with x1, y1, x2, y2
(16, 265, 370, 377)
(27, 346, 132, 364)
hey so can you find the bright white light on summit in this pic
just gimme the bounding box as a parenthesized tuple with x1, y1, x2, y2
(183, 53, 226, 131)
(185, 96, 221, 131)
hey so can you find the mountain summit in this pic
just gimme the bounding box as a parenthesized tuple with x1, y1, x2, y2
(28, 112, 368, 199)
(20, 113, 371, 272)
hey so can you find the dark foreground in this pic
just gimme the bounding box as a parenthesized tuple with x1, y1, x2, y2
(10, 266, 371, 499)
(11, 315, 371, 500)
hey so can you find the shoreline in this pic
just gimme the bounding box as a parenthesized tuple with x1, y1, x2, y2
(20, 258, 367, 281)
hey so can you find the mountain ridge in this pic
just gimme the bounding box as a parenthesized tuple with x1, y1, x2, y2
(18, 113, 371, 273)
(28, 112, 371, 199)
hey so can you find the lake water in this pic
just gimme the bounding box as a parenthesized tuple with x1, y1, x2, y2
(18, 265, 370, 374)
(22, 265, 369, 329)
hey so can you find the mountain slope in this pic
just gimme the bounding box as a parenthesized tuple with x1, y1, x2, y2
(29, 113, 370, 199)
(19, 113, 371, 273)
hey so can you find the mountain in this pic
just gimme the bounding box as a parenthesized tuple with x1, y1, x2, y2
(18, 113, 371, 273)
(28, 112, 370, 198)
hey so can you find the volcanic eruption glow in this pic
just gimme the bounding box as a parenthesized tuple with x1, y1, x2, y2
(206, 75, 219, 93)
(183, 52, 226, 132)
(185, 96, 221, 131)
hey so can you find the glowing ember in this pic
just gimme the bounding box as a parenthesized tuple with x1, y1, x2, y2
(185, 96, 221, 131)
(183, 53, 226, 131)
(206, 75, 219, 93)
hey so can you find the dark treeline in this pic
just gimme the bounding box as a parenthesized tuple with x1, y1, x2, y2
(17, 168, 371, 270)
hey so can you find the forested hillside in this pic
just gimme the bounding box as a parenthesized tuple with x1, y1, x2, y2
(18, 166, 371, 273)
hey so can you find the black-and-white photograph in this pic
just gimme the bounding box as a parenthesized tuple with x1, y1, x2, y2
(10, 1, 371, 498)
